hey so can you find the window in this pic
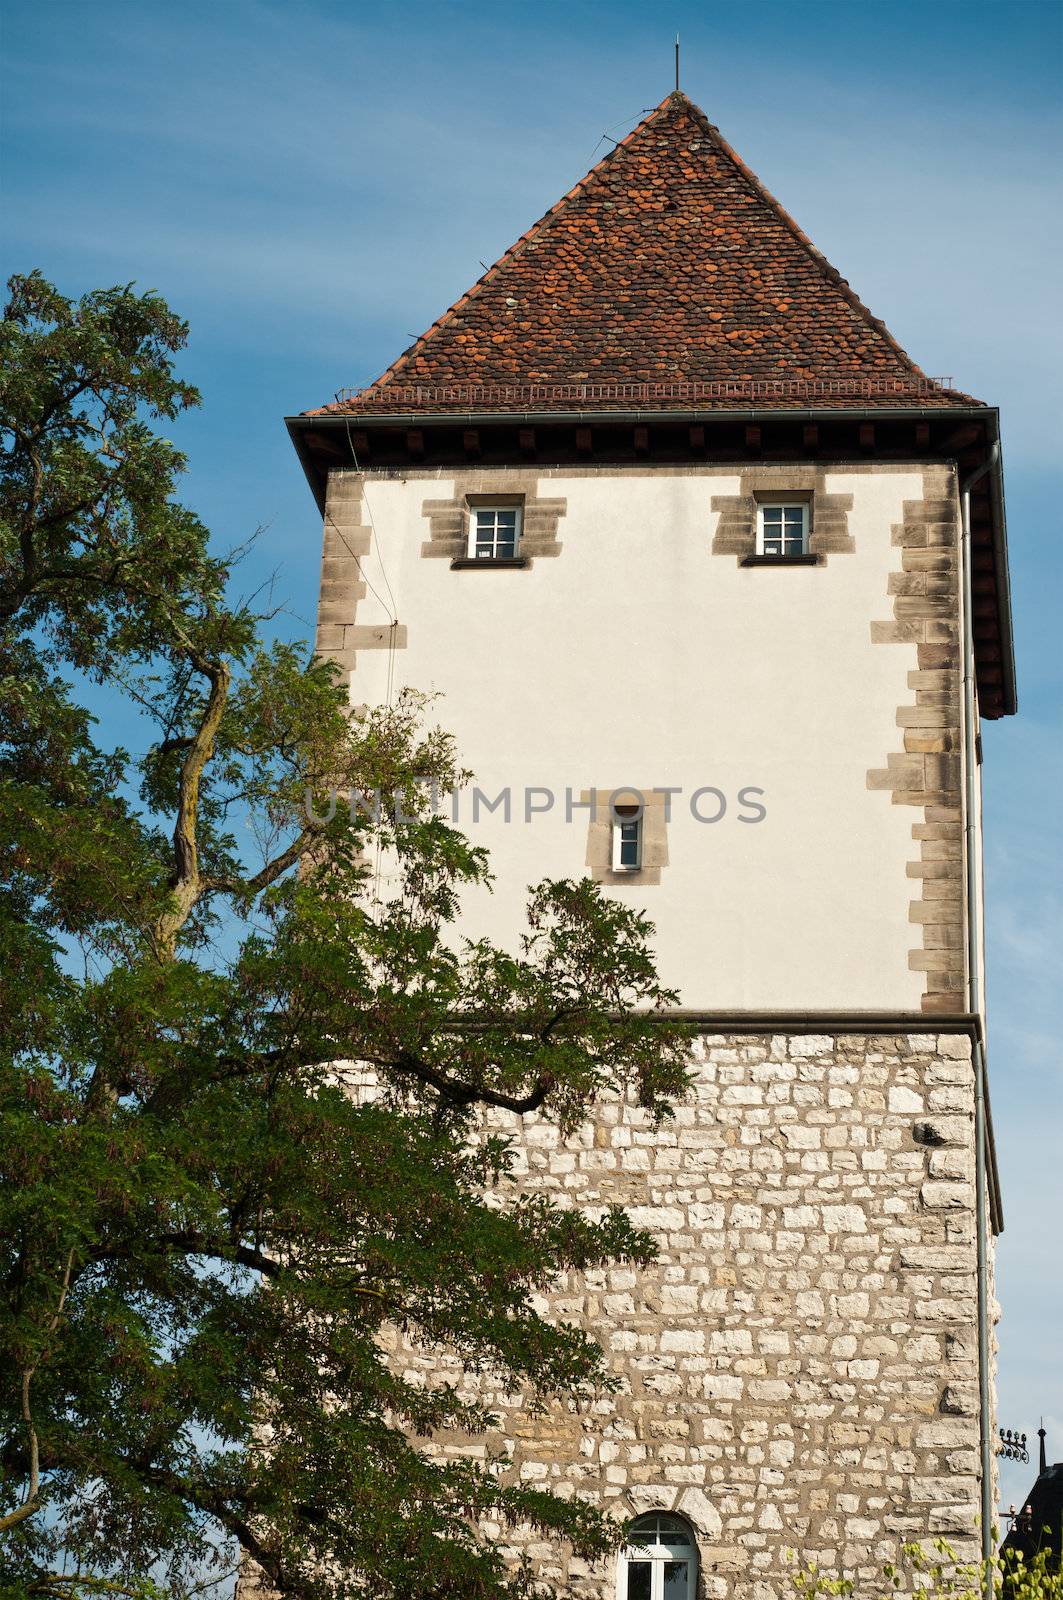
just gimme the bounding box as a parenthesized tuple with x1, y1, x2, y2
(469, 504, 521, 560)
(611, 806, 642, 871)
(757, 501, 808, 556)
(618, 1514, 698, 1600)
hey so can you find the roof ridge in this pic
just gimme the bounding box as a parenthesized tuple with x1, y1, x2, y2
(363, 95, 678, 394)
(683, 100, 929, 382)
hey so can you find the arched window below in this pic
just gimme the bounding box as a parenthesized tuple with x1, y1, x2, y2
(617, 1512, 698, 1600)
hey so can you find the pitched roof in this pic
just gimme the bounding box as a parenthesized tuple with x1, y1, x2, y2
(1001, 1462, 1063, 1571)
(315, 92, 978, 415)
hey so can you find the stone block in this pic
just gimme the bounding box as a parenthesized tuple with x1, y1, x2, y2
(703, 1374, 744, 1400)
(927, 1151, 973, 1181)
(789, 1035, 835, 1057)
(821, 1205, 867, 1234)
(677, 1486, 723, 1538)
(913, 1117, 969, 1147)
(661, 1329, 705, 1354)
(898, 1245, 969, 1272)
(708, 1328, 753, 1354)
(939, 1384, 978, 1415)
(920, 1180, 972, 1210)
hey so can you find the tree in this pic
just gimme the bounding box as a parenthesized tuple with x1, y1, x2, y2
(789, 1537, 1063, 1600)
(0, 272, 690, 1600)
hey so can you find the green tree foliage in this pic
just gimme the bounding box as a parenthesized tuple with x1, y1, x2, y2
(0, 273, 691, 1599)
(790, 1538, 1063, 1600)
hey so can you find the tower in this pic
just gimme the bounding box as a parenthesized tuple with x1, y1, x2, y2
(287, 93, 1015, 1596)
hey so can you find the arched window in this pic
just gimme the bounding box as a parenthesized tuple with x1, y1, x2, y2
(617, 1512, 698, 1600)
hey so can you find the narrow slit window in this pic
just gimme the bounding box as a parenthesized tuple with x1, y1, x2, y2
(469, 504, 521, 559)
(612, 806, 643, 871)
(758, 501, 809, 556)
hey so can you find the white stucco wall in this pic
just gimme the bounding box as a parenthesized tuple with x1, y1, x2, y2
(338, 465, 932, 1011)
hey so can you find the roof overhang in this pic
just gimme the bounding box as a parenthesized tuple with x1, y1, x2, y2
(285, 402, 1016, 719)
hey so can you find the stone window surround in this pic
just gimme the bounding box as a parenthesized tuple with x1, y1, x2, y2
(421, 472, 567, 566)
(711, 467, 855, 563)
(583, 787, 670, 888)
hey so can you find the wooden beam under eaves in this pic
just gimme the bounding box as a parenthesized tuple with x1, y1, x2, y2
(303, 431, 347, 460)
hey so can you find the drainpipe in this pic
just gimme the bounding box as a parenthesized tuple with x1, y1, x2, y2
(960, 443, 999, 1581)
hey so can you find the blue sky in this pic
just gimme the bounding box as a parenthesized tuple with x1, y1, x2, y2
(3, 0, 1062, 1523)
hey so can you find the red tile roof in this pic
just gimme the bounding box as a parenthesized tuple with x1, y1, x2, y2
(314, 93, 979, 415)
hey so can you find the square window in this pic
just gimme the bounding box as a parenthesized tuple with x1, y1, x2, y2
(468, 504, 522, 559)
(757, 501, 809, 557)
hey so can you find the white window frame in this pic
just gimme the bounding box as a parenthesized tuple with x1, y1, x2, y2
(467, 503, 522, 560)
(756, 499, 809, 557)
(615, 1513, 698, 1600)
(611, 811, 643, 872)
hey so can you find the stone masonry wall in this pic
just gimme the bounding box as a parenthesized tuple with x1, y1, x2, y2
(396, 1029, 991, 1598)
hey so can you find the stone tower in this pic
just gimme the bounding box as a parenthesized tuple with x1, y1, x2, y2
(286, 92, 1016, 1598)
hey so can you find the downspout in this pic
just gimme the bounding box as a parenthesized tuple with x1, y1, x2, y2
(960, 442, 999, 1581)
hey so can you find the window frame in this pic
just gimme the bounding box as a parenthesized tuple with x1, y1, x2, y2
(756, 498, 809, 558)
(611, 807, 643, 872)
(467, 502, 523, 561)
(616, 1513, 698, 1600)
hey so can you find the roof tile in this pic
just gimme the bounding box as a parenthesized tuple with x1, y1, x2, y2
(315, 94, 979, 414)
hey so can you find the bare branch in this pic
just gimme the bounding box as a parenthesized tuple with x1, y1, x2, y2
(202, 822, 325, 901)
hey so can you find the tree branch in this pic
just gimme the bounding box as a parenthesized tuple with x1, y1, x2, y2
(202, 822, 324, 901)
(392, 1048, 553, 1116)
(87, 1231, 283, 1279)
(30, 466, 127, 539)
(100, 1458, 299, 1600)
(164, 1233, 283, 1279)
(171, 1035, 556, 1120)
(0, 1249, 75, 1532)
(152, 657, 231, 960)
(27, 1576, 169, 1599)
